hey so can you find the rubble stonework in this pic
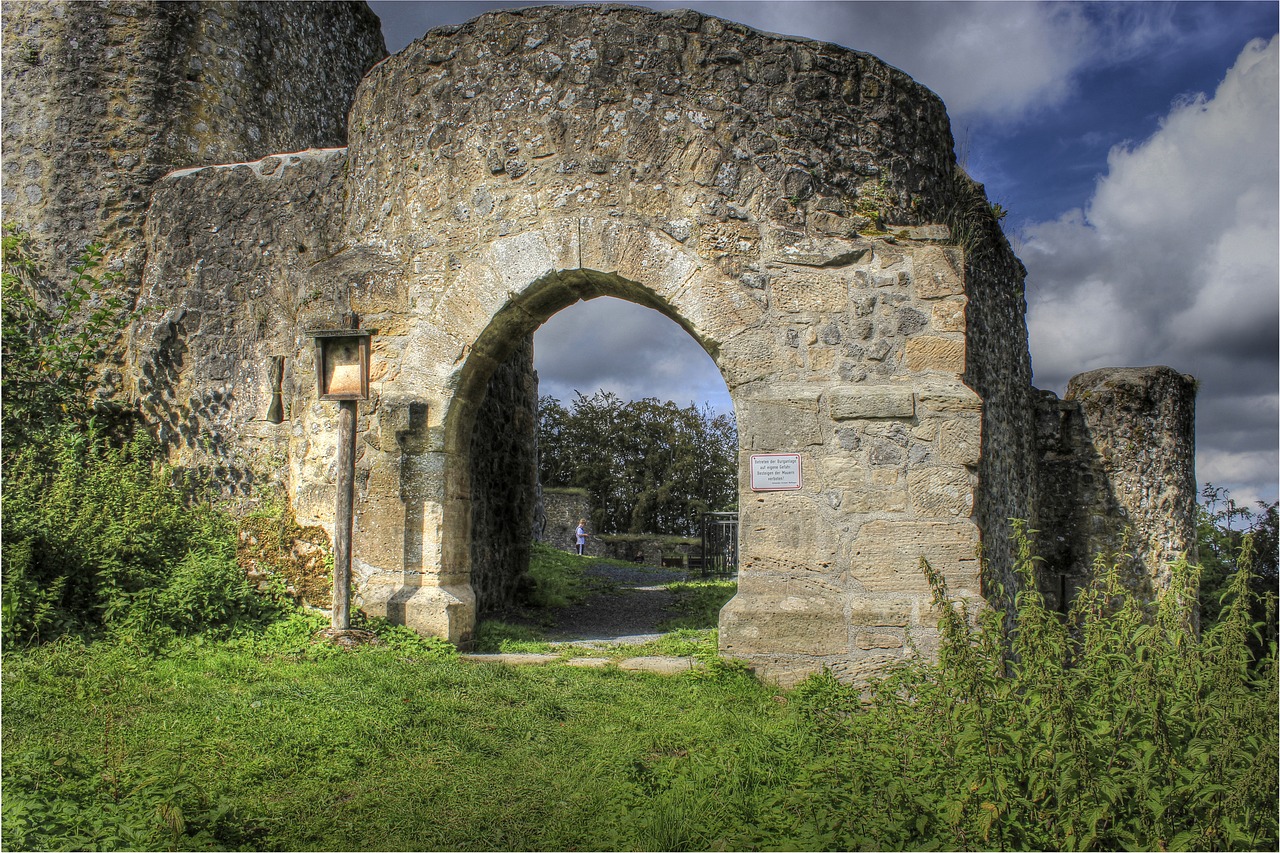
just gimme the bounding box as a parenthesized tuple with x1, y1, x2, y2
(4, 3, 1199, 684)
(1, 0, 386, 289)
(1033, 368, 1198, 608)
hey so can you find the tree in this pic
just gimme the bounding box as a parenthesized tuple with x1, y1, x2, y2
(537, 391, 737, 536)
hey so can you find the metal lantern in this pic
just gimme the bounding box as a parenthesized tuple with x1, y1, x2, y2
(306, 324, 374, 632)
(311, 329, 372, 401)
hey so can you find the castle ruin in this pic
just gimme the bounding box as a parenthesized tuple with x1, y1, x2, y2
(2, 2, 1197, 684)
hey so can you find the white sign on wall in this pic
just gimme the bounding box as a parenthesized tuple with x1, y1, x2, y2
(750, 453, 803, 491)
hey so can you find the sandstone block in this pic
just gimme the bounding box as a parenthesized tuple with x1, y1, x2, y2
(740, 398, 823, 449)
(848, 596, 916, 627)
(360, 581, 476, 644)
(931, 298, 966, 332)
(907, 466, 974, 518)
(849, 519, 980, 595)
(916, 383, 983, 414)
(719, 593, 848, 655)
(619, 657, 697, 674)
(829, 387, 914, 420)
(838, 484, 907, 514)
(770, 272, 849, 313)
(939, 417, 982, 466)
(855, 631, 905, 650)
(905, 337, 965, 372)
(912, 245, 964, 298)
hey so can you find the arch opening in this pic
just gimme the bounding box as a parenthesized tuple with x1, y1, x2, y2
(450, 271, 740, 639)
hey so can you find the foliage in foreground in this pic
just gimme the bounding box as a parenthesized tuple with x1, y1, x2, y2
(7, 526, 1275, 851)
(2, 621, 779, 852)
(1, 422, 282, 648)
(772, 524, 1279, 852)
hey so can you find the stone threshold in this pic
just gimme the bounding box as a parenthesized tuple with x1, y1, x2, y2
(460, 653, 702, 675)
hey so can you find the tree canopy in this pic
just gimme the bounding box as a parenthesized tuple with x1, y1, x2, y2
(538, 391, 737, 537)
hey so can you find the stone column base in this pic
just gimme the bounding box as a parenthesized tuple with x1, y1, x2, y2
(358, 579, 476, 647)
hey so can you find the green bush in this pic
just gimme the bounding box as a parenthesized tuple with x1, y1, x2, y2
(1, 228, 282, 648)
(1, 422, 280, 647)
(769, 523, 1278, 851)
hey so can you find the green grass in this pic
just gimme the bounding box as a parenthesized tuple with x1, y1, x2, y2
(524, 541, 598, 609)
(659, 580, 737, 631)
(2, 621, 803, 852)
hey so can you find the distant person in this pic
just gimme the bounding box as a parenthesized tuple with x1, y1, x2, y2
(575, 519, 589, 556)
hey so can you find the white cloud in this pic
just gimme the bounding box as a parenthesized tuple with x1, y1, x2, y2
(1017, 36, 1279, 501)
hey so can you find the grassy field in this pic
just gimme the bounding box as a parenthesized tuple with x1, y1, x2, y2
(2, 616, 812, 851)
(3, 545, 1276, 851)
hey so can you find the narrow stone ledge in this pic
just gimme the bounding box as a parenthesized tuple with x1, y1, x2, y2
(618, 657, 699, 675)
(459, 653, 705, 675)
(461, 653, 560, 666)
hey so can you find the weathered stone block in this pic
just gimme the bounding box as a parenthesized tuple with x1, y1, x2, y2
(912, 245, 964, 298)
(931, 298, 966, 332)
(907, 466, 974, 518)
(848, 596, 915, 627)
(916, 383, 983, 414)
(770, 271, 849, 313)
(905, 337, 965, 372)
(939, 417, 982, 466)
(855, 631, 905, 650)
(719, 592, 848, 655)
(740, 395, 824, 449)
(829, 387, 915, 419)
(850, 519, 980, 595)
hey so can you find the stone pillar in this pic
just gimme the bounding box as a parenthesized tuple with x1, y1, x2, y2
(1065, 366, 1197, 594)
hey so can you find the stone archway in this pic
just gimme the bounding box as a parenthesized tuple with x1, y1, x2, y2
(129, 5, 1024, 685)
(11, 1, 1194, 687)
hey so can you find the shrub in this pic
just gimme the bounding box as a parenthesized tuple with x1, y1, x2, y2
(1, 227, 282, 648)
(771, 524, 1278, 851)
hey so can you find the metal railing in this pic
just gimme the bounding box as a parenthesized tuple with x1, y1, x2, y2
(699, 511, 739, 576)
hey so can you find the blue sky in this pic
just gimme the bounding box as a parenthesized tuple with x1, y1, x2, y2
(368, 1, 1279, 507)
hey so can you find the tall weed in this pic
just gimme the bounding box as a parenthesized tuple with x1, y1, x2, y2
(777, 524, 1278, 851)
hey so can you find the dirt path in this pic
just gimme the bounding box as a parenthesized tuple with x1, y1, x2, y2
(542, 562, 694, 643)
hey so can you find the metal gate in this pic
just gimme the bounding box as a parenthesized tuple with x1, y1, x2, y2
(700, 511, 739, 576)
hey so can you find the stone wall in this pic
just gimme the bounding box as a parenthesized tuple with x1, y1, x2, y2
(469, 335, 539, 613)
(1, 0, 384, 292)
(542, 488, 596, 556)
(11, 1, 1198, 683)
(598, 535, 702, 567)
(118, 4, 1016, 681)
(129, 149, 353, 498)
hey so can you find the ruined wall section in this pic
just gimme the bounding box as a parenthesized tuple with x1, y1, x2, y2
(320, 3, 1033, 676)
(129, 150, 353, 497)
(952, 183, 1036, 607)
(1032, 367, 1198, 603)
(1, 0, 385, 293)
(341, 3, 965, 276)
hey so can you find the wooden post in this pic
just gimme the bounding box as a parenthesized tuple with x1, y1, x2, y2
(332, 399, 357, 630)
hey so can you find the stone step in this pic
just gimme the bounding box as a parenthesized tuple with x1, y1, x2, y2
(460, 653, 702, 675)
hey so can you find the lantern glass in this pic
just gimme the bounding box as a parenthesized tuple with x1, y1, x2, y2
(309, 329, 372, 401)
(324, 338, 364, 397)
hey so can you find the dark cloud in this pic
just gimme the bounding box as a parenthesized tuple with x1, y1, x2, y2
(534, 298, 732, 414)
